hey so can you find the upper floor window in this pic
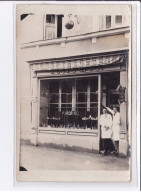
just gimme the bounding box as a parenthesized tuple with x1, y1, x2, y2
(44, 14, 64, 40)
(46, 15, 55, 24)
(99, 15, 123, 31)
(115, 15, 122, 24)
(106, 15, 111, 29)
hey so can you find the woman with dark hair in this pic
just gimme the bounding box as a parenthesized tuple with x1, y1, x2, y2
(99, 108, 112, 156)
(106, 105, 121, 156)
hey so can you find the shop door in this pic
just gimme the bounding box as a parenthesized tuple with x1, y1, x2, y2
(100, 72, 120, 152)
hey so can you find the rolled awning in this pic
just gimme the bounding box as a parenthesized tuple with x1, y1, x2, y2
(31, 54, 125, 72)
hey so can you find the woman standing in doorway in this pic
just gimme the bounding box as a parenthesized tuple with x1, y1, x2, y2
(99, 108, 112, 156)
(106, 106, 121, 156)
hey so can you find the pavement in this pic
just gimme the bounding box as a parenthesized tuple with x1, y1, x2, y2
(20, 145, 129, 171)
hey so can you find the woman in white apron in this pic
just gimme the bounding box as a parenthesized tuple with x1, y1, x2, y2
(106, 106, 121, 155)
(99, 108, 112, 155)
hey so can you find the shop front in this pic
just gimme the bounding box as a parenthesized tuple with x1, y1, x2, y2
(29, 51, 128, 156)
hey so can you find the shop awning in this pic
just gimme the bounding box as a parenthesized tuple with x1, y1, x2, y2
(31, 54, 125, 72)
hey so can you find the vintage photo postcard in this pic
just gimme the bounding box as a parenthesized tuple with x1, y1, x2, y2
(16, 3, 132, 182)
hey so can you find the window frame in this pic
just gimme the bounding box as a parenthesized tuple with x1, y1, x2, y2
(99, 15, 124, 31)
(38, 75, 100, 129)
(43, 14, 64, 40)
(115, 15, 122, 25)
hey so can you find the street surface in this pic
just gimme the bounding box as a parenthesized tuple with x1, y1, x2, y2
(20, 145, 129, 171)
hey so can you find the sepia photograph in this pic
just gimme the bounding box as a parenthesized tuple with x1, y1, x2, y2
(16, 3, 131, 182)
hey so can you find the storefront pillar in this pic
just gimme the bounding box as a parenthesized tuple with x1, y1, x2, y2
(30, 70, 38, 146)
(119, 71, 128, 157)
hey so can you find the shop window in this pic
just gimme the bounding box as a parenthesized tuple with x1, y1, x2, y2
(39, 74, 121, 129)
(61, 79, 72, 109)
(76, 79, 87, 104)
(39, 80, 49, 127)
(76, 79, 87, 128)
(39, 77, 98, 129)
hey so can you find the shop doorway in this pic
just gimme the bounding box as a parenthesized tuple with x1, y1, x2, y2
(100, 72, 120, 152)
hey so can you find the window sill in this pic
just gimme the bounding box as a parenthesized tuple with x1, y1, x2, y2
(38, 127, 98, 137)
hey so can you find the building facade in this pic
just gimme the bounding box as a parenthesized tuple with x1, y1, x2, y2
(17, 5, 131, 157)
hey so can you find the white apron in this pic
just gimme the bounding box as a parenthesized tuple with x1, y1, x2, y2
(112, 112, 121, 141)
(99, 114, 112, 139)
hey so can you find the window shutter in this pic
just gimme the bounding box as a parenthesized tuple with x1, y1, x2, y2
(45, 26, 55, 39)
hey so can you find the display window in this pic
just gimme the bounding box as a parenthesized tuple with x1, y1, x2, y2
(39, 72, 120, 129)
(39, 76, 98, 129)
